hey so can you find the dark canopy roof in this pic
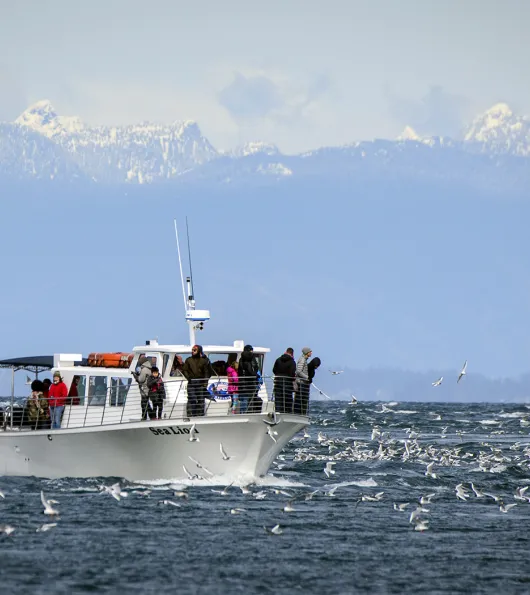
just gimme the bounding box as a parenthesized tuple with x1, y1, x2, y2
(0, 356, 54, 372)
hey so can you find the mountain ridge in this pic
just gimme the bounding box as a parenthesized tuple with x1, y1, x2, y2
(2, 100, 530, 186)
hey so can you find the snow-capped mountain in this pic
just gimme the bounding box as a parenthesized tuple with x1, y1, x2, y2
(462, 103, 530, 157)
(229, 141, 280, 157)
(8, 100, 218, 183)
(1, 100, 530, 186)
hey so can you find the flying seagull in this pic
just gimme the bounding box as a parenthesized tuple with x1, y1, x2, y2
(41, 491, 60, 515)
(349, 395, 358, 405)
(329, 370, 344, 375)
(432, 376, 443, 387)
(457, 361, 467, 383)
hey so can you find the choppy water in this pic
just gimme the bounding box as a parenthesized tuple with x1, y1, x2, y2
(2, 401, 530, 594)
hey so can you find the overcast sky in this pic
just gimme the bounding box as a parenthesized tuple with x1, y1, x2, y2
(1, 0, 528, 152)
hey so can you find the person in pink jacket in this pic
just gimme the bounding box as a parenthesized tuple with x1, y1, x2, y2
(227, 361, 239, 413)
(48, 371, 68, 429)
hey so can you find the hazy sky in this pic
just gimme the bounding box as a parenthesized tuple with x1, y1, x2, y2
(1, 0, 529, 152)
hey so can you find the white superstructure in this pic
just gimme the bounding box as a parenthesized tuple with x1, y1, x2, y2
(0, 224, 309, 481)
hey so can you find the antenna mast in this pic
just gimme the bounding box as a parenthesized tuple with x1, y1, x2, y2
(173, 218, 210, 346)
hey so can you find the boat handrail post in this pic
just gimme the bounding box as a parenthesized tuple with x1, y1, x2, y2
(10, 366, 14, 430)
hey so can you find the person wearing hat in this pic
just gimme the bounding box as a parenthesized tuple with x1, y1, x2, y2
(295, 356, 321, 415)
(48, 371, 68, 429)
(182, 345, 214, 417)
(238, 345, 262, 414)
(132, 356, 153, 420)
(26, 380, 50, 430)
(294, 347, 312, 416)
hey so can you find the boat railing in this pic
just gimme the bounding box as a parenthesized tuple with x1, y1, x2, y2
(0, 375, 305, 431)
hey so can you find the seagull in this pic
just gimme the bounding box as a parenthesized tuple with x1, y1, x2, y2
(188, 456, 214, 475)
(302, 428, 311, 439)
(329, 370, 344, 375)
(188, 424, 199, 442)
(304, 489, 319, 501)
(483, 492, 502, 503)
(239, 485, 252, 495)
(514, 486, 529, 501)
(220, 443, 232, 461)
(230, 508, 247, 515)
(470, 483, 485, 498)
(0, 524, 15, 535)
(432, 376, 443, 387)
(182, 465, 198, 480)
(455, 484, 469, 501)
(349, 395, 358, 405)
(325, 485, 340, 498)
(324, 461, 336, 478)
(419, 493, 436, 505)
(425, 462, 437, 479)
(36, 523, 57, 532)
(41, 491, 60, 515)
(211, 483, 233, 496)
(282, 500, 296, 513)
(457, 361, 467, 383)
(25, 375, 32, 385)
(266, 426, 278, 443)
(0, 490, 5, 499)
(361, 492, 384, 502)
(414, 519, 430, 532)
(253, 491, 267, 500)
(409, 506, 429, 523)
(158, 500, 181, 507)
(500, 503, 517, 513)
(172, 491, 189, 499)
(103, 483, 128, 502)
(264, 524, 283, 535)
(272, 489, 294, 498)
(393, 502, 410, 511)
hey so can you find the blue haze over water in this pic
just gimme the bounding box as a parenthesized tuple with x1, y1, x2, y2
(1, 401, 530, 593)
(1, 178, 530, 400)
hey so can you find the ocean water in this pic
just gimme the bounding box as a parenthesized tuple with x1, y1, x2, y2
(1, 401, 530, 594)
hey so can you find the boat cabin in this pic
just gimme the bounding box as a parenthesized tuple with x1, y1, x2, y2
(55, 341, 272, 429)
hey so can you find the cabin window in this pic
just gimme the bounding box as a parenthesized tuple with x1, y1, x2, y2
(88, 376, 108, 406)
(162, 354, 170, 377)
(110, 377, 131, 406)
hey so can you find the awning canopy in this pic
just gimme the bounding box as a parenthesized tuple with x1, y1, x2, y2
(0, 356, 54, 373)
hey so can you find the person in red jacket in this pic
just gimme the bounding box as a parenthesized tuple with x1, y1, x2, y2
(49, 371, 68, 429)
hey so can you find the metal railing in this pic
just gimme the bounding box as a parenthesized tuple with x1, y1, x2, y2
(0, 375, 306, 432)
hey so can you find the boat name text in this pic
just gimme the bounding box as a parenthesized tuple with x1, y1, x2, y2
(149, 426, 199, 436)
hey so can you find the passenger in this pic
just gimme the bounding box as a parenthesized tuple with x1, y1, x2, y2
(273, 347, 296, 414)
(48, 371, 68, 429)
(42, 378, 51, 400)
(68, 375, 81, 406)
(26, 380, 50, 430)
(294, 347, 312, 416)
(170, 355, 184, 377)
(147, 366, 166, 420)
(182, 345, 214, 417)
(227, 360, 239, 414)
(132, 356, 153, 420)
(295, 357, 321, 415)
(238, 345, 262, 414)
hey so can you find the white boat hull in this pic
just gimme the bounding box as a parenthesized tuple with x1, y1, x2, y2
(0, 414, 308, 481)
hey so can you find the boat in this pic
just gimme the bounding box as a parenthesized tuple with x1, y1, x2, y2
(0, 226, 308, 481)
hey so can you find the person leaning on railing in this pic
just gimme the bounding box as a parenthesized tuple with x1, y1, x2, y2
(26, 380, 50, 430)
(49, 371, 68, 429)
(272, 347, 296, 413)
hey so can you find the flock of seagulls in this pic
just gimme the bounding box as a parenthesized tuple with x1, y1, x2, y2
(326, 360, 469, 402)
(432, 360, 468, 387)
